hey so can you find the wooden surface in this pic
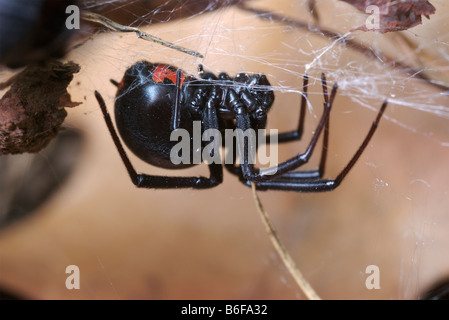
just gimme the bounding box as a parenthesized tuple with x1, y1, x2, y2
(0, 0, 449, 300)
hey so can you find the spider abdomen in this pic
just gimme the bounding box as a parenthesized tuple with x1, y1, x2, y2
(115, 61, 195, 169)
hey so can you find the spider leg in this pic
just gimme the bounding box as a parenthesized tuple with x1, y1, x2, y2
(227, 74, 317, 178)
(266, 74, 309, 143)
(94, 91, 223, 189)
(224, 138, 241, 176)
(234, 79, 386, 182)
(170, 68, 183, 130)
(318, 73, 330, 177)
(224, 76, 326, 181)
(233, 81, 336, 182)
(238, 100, 388, 191)
(263, 73, 331, 178)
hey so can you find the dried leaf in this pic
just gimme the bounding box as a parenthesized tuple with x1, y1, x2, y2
(340, 0, 436, 33)
(0, 61, 80, 154)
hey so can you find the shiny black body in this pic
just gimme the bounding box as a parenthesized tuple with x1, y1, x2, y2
(114, 61, 274, 169)
(94, 61, 387, 191)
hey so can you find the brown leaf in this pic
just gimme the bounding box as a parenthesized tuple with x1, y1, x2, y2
(340, 0, 436, 33)
(0, 61, 80, 154)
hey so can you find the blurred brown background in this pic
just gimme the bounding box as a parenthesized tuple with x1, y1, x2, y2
(0, 0, 449, 299)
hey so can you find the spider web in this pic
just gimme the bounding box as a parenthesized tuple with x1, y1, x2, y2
(1, 0, 449, 300)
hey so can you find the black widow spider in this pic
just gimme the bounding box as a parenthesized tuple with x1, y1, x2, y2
(94, 61, 387, 191)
